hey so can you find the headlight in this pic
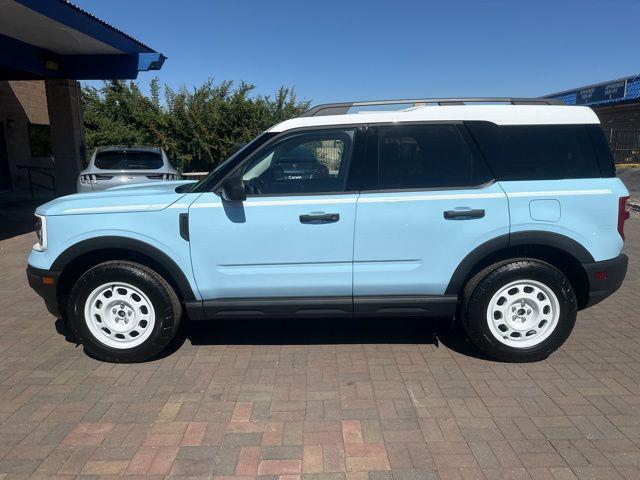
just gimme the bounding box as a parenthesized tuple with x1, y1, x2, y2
(33, 214, 47, 251)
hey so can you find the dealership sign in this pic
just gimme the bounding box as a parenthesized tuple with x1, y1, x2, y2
(576, 80, 627, 105)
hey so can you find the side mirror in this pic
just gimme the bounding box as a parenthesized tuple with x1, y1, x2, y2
(220, 175, 246, 202)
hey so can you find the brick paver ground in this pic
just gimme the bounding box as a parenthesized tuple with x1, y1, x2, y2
(0, 218, 639, 480)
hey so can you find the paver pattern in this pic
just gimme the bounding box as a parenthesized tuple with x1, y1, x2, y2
(0, 218, 639, 480)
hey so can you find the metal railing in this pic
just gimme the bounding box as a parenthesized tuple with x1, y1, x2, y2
(16, 165, 56, 199)
(181, 171, 209, 181)
(607, 129, 640, 164)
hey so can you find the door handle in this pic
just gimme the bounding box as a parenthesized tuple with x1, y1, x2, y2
(299, 213, 340, 224)
(444, 209, 485, 220)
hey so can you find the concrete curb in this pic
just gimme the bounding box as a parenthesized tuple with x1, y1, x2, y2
(630, 199, 640, 213)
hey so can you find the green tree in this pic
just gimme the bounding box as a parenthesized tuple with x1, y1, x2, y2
(81, 78, 309, 172)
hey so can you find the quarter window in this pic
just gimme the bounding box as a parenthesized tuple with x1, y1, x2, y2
(377, 124, 487, 189)
(466, 123, 602, 180)
(239, 129, 354, 195)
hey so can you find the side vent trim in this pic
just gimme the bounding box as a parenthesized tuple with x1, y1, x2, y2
(179, 213, 189, 241)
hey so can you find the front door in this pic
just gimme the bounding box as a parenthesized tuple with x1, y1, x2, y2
(353, 123, 510, 311)
(189, 127, 361, 314)
(0, 123, 11, 191)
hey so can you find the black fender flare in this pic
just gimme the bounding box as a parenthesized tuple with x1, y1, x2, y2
(51, 236, 197, 301)
(445, 231, 594, 295)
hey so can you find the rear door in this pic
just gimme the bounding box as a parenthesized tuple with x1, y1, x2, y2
(353, 123, 510, 314)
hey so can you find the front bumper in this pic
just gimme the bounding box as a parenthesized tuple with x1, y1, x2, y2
(582, 254, 628, 308)
(27, 265, 61, 317)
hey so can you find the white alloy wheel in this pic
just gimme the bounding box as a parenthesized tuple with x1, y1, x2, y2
(486, 279, 560, 348)
(84, 282, 156, 349)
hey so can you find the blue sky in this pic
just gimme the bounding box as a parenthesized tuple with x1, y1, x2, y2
(73, 0, 640, 104)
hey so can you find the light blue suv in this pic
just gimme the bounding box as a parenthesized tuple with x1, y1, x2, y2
(27, 98, 630, 363)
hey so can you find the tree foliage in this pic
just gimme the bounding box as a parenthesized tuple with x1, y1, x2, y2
(81, 79, 310, 171)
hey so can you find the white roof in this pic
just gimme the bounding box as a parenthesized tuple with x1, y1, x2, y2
(269, 105, 600, 133)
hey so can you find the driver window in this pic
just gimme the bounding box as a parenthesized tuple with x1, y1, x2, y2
(239, 129, 354, 195)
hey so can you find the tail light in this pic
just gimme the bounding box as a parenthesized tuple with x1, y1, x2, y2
(618, 196, 630, 240)
(79, 174, 99, 184)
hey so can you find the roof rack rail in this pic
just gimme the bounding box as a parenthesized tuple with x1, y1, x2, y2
(299, 97, 564, 117)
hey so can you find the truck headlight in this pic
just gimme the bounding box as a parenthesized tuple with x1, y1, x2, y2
(33, 214, 47, 251)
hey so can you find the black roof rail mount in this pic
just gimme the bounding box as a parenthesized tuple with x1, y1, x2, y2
(299, 97, 565, 117)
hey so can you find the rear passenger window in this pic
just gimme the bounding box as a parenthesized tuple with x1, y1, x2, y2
(466, 122, 602, 180)
(377, 124, 491, 190)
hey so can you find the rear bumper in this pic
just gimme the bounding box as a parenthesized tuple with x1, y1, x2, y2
(582, 254, 628, 308)
(26, 265, 61, 318)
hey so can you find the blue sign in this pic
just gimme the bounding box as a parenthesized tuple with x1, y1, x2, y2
(576, 80, 627, 105)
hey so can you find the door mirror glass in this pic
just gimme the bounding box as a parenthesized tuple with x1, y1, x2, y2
(220, 175, 246, 202)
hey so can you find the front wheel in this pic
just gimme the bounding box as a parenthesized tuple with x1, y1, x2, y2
(461, 259, 577, 362)
(67, 261, 182, 362)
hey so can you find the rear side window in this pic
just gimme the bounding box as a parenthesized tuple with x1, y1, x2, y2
(95, 151, 163, 170)
(377, 124, 492, 190)
(466, 122, 603, 180)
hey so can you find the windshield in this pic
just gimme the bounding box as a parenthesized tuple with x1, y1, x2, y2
(183, 132, 278, 193)
(95, 151, 163, 170)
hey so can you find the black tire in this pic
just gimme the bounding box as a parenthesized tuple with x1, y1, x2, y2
(461, 258, 577, 362)
(67, 260, 182, 362)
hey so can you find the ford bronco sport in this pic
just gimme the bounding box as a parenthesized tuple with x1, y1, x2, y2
(27, 98, 629, 363)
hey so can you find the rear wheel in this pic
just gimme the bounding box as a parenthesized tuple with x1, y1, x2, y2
(67, 261, 181, 362)
(461, 259, 577, 362)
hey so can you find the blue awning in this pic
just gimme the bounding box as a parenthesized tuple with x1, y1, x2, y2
(0, 0, 165, 80)
(547, 74, 640, 108)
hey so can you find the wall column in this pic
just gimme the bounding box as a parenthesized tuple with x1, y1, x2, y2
(45, 79, 86, 195)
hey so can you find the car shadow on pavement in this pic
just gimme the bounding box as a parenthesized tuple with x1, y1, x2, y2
(54, 315, 492, 362)
(180, 316, 492, 361)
